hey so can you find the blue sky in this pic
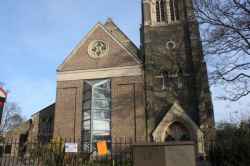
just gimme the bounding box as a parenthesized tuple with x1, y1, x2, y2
(0, 0, 248, 122)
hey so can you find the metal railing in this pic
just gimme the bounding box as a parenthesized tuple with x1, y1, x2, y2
(0, 137, 135, 166)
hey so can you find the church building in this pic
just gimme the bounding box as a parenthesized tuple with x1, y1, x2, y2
(52, 0, 215, 154)
(7, 0, 215, 156)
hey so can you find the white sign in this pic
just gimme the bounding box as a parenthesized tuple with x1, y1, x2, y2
(65, 143, 78, 153)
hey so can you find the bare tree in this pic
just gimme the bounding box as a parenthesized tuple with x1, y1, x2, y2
(0, 102, 25, 134)
(194, 0, 250, 101)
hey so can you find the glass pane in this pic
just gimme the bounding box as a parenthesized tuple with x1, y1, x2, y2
(82, 130, 91, 141)
(84, 90, 92, 99)
(83, 111, 91, 120)
(82, 143, 90, 152)
(84, 100, 91, 109)
(93, 99, 110, 109)
(84, 82, 92, 91)
(93, 111, 111, 120)
(92, 130, 110, 136)
(83, 120, 91, 130)
(97, 82, 110, 90)
(93, 108, 110, 112)
(92, 134, 111, 142)
(91, 80, 110, 89)
(93, 88, 110, 99)
(93, 120, 110, 131)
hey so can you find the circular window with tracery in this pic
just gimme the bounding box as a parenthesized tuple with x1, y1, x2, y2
(88, 40, 109, 58)
(166, 40, 176, 50)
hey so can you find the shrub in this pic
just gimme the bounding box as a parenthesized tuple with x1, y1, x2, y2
(209, 121, 250, 166)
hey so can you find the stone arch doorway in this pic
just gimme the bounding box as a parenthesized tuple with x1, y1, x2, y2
(164, 121, 191, 142)
(152, 102, 205, 154)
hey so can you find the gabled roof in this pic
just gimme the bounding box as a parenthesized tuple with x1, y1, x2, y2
(104, 18, 139, 58)
(58, 19, 141, 71)
(31, 103, 55, 118)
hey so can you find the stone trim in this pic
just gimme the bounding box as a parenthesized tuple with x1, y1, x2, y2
(57, 65, 143, 81)
(147, 0, 181, 26)
(152, 102, 205, 155)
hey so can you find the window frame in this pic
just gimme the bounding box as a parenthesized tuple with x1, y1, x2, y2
(82, 79, 112, 153)
(152, 0, 180, 25)
(156, 0, 167, 23)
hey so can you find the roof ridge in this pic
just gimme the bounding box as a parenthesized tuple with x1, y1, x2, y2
(100, 23, 142, 64)
(58, 21, 142, 71)
(104, 18, 139, 50)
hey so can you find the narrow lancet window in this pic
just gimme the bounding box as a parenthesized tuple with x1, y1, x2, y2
(174, 0, 180, 20)
(160, 0, 166, 22)
(170, 0, 180, 22)
(156, 0, 167, 23)
(156, 1, 161, 22)
(170, 0, 175, 21)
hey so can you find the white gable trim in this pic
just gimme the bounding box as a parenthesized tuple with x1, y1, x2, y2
(58, 22, 141, 71)
(57, 65, 143, 81)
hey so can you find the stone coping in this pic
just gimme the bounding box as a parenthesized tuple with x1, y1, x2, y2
(132, 141, 195, 147)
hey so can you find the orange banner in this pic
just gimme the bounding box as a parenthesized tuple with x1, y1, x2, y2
(97, 141, 108, 156)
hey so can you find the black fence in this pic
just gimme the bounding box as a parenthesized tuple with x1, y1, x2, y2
(0, 138, 134, 166)
(1, 137, 242, 166)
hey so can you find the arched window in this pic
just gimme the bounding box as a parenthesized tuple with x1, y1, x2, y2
(169, 0, 180, 22)
(156, 0, 167, 23)
(165, 122, 191, 142)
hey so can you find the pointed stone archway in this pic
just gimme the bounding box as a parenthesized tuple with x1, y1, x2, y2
(152, 102, 205, 154)
(164, 121, 191, 141)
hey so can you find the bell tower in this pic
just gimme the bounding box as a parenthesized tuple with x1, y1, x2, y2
(141, 0, 215, 148)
